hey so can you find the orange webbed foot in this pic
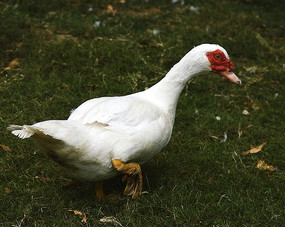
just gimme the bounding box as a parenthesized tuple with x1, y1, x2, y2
(112, 159, 143, 199)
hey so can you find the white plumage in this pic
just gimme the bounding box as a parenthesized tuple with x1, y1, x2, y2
(8, 44, 241, 184)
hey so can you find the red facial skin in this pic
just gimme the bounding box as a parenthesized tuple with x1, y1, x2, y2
(206, 49, 235, 73)
(206, 49, 241, 85)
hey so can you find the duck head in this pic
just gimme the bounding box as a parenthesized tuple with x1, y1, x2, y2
(189, 44, 241, 85)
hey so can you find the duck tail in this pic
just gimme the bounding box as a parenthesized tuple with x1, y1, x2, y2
(7, 125, 35, 139)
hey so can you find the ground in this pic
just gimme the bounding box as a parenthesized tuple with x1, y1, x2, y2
(0, 0, 285, 226)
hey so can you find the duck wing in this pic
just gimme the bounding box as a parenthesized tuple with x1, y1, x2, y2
(68, 95, 166, 131)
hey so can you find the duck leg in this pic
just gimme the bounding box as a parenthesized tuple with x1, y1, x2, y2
(112, 159, 143, 199)
(95, 181, 105, 201)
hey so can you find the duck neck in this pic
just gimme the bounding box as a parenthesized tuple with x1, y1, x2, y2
(142, 51, 205, 123)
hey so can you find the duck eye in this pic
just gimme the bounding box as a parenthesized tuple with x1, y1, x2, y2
(215, 54, 221, 60)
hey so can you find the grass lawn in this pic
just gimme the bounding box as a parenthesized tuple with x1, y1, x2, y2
(1, 0, 285, 226)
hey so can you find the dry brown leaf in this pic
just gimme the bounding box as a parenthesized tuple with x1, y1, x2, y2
(242, 142, 266, 155)
(68, 210, 87, 223)
(256, 160, 275, 173)
(208, 177, 213, 185)
(56, 34, 78, 42)
(100, 216, 123, 227)
(81, 214, 87, 223)
(82, 84, 99, 89)
(0, 144, 11, 152)
(35, 176, 52, 183)
(4, 58, 20, 71)
(4, 187, 12, 194)
(252, 103, 262, 111)
(106, 5, 117, 16)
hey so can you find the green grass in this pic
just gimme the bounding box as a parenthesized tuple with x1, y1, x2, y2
(1, 0, 285, 225)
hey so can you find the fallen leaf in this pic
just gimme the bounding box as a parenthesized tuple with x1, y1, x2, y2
(81, 214, 87, 223)
(252, 103, 262, 110)
(106, 5, 117, 16)
(47, 11, 57, 17)
(68, 210, 87, 223)
(35, 176, 52, 183)
(82, 84, 99, 89)
(100, 216, 123, 227)
(208, 177, 213, 185)
(4, 58, 20, 71)
(242, 142, 266, 155)
(56, 34, 78, 42)
(256, 160, 275, 173)
(0, 144, 11, 152)
(4, 187, 12, 194)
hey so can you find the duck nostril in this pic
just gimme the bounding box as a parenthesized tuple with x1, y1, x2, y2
(236, 80, 242, 86)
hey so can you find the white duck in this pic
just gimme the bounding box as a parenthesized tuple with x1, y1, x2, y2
(8, 44, 241, 200)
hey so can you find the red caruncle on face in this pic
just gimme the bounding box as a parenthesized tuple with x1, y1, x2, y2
(206, 49, 235, 73)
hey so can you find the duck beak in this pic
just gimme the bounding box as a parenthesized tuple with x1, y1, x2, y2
(219, 68, 242, 86)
